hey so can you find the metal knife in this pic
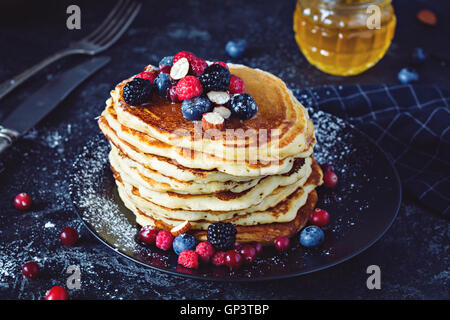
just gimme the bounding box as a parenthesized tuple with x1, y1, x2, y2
(0, 56, 110, 153)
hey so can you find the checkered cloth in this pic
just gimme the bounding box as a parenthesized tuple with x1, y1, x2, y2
(295, 84, 450, 216)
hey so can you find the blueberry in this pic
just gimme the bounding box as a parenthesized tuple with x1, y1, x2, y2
(398, 68, 419, 84)
(230, 93, 258, 120)
(299, 226, 324, 248)
(181, 96, 212, 120)
(225, 39, 247, 58)
(154, 73, 173, 97)
(411, 48, 427, 65)
(173, 233, 196, 255)
(159, 55, 174, 67)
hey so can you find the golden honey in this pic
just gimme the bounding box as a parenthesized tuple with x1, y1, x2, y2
(293, 0, 396, 76)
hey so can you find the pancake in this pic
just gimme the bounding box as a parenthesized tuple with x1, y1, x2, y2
(110, 63, 315, 163)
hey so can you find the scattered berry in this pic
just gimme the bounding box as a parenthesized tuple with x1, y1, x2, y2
(169, 84, 180, 103)
(159, 55, 174, 67)
(417, 9, 437, 26)
(170, 57, 190, 80)
(199, 64, 231, 92)
(44, 286, 68, 300)
(411, 48, 427, 65)
(14, 193, 32, 211)
(224, 250, 243, 270)
(239, 244, 257, 264)
(190, 58, 208, 76)
(181, 96, 212, 120)
(170, 220, 191, 237)
(139, 225, 158, 245)
(398, 68, 419, 84)
(211, 251, 227, 267)
(178, 250, 199, 269)
(176, 75, 203, 100)
(274, 236, 290, 252)
(156, 230, 173, 251)
(195, 241, 215, 263)
(173, 51, 197, 64)
(213, 106, 231, 120)
(202, 112, 225, 131)
(225, 39, 248, 58)
(323, 171, 338, 188)
(310, 208, 330, 227)
(320, 163, 335, 173)
(154, 73, 173, 98)
(207, 91, 230, 105)
(135, 71, 156, 83)
(207, 222, 237, 251)
(59, 227, 79, 246)
(22, 261, 40, 279)
(122, 78, 153, 106)
(230, 93, 258, 120)
(228, 74, 245, 94)
(173, 233, 197, 255)
(213, 61, 229, 70)
(300, 226, 325, 248)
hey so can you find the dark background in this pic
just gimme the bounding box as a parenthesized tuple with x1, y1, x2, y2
(0, 0, 448, 299)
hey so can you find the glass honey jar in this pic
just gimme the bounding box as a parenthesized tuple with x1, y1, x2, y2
(293, 0, 396, 76)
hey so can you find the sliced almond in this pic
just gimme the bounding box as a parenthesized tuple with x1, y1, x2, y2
(202, 112, 225, 131)
(170, 220, 191, 237)
(170, 57, 189, 80)
(213, 106, 231, 119)
(207, 91, 230, 105)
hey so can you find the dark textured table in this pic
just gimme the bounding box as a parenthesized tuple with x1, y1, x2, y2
(0, 0, 448, 299)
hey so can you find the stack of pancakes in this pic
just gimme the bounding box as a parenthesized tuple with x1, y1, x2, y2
(98, 63, 323, 244)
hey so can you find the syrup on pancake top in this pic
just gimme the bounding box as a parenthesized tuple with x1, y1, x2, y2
(98, 51, 326, 270)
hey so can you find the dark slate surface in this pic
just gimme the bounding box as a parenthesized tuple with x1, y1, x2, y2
(0, 0, 448, 299)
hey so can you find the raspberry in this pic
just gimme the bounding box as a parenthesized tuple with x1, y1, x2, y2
(207, 222, 237, 251)
(176, 76, 203, 100)
(178, 250, 199, 269)
(190, 58, 208, 76)
(156, 230, 173, 251)
(228, 75, 245, 94)
(195, 242, 215, 263)
(211, 251, 227, 266)
(199, 64, 230, 92)
(135, 71, 157, 83)
(122, 78, 153, 106)
(213, 61, 229, 69)
(173, 51, 197, 64)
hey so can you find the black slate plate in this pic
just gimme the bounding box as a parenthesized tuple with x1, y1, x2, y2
(69, 110, 401, 281)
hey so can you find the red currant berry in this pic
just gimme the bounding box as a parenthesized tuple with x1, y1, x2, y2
(22, 261, 40, 279)
(169, 84, 180, 103)
(44, 286, 68, 300)
(59, 227, 79, 246)
(310, 208, 330, 227)
(159, 65, 171, 74)
(321, 163, 335, 173)
(274, 236, 290, 252)
(323, 171, 338, 188)
(139, 225, 158, 245)
(14, 193, 32, 211)
(252, 242, 263, 256)
(239, 245, 257, 264)
(224, 250, 243, 270)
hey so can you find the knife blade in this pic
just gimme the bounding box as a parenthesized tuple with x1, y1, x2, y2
(0, 56, 110, 153)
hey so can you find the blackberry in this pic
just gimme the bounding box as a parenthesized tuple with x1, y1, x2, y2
(230, 93, 258, 120)
(123, 78, 153, 105)
(199, 64, 230, 92)
(207, 222, 237, 251)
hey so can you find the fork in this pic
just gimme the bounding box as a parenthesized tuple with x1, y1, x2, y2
(0, 0, 141, 101)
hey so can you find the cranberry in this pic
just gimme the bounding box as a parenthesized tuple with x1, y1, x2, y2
(22, 261, 40, 279)
(274, 236, 290, 252)
(252, 242, 263, 256)
(139, 225, 158, 245)
(323, 171, 338, 188)
(224, 250, 243, 270)
(310, 208, 330, 227)
(239, 245, 257, 264)
(59, 227, 79, 246)
(321, 163, 335, 173)
(14, 193, 32, 211)
(169, 84, 179, 103)
(45, 286, 68, 300)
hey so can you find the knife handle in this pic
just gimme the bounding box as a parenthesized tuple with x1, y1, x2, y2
(0, 126, 20, 153)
